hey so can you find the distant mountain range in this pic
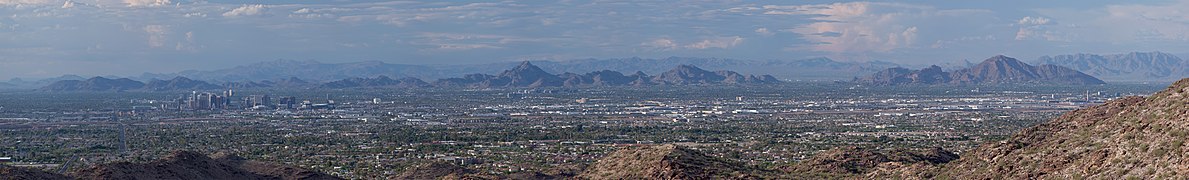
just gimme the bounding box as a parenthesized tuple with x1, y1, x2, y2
(1037, 51, 1188, 82)
(38, 62, 779, 91)
(434, 62, 779, 88)
(39, 77, 147, 91)
(128, 57, 895, 83)
(856, 55, 1105, 85)
(10, 51, 1188, 88)
(39, 77, 225, 92)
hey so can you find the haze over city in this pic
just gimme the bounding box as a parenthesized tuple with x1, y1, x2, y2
(2, 0, 1189, 79)
(6, 1, 1189, 179)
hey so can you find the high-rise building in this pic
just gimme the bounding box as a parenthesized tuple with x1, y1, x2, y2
(261, 95, 272, 107)
(278, 96, 296, 109)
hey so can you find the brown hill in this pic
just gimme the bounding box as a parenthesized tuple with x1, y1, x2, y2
(929, 78, 1189, 179)
(577, 144, 761, 179)
(1, 164, 70, 180)
(71, 151, 340, 180)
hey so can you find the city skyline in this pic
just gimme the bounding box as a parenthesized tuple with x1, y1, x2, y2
(2, 0, 1189, 79)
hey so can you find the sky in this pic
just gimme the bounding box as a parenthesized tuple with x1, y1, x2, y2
(2, 0, 1188, 79)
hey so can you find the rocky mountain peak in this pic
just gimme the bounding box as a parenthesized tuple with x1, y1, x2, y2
(504, 61, 549, 75)
(671, 64, 710, 74)
(976, 55, 1029, 68)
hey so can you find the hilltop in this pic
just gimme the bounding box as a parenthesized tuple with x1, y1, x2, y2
(578, 144, 763, 179)
(927, 78, 1189, 178)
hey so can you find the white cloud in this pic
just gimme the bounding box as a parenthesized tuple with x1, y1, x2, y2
(183, 12, 206, 18)
(1032, 1, 1189, 43)
(1017, 16, 1053, 25)
(753, 2, 1000, 54)
(414, 32, 551, 51)
(642, 36, 744, 51)
(288, 8, 337, 19)
(643, 38, 678, 51)
(60, 0, 73, 8)
(435, 44, 501, 51)
(755, 28, 774, 36)
(1100, 1, 1189, 41)
(124, 0, 170, 7)
(143, 25, 168, 48)
(223, 4, 266, 17)
(293, 8, 311, 14)
(685, 36, 744, 49)
(765, 2, 926, 53)
(1013, 16, 1069, 41)
(174, 31, 199, 51)
(901, 26, 918, 46)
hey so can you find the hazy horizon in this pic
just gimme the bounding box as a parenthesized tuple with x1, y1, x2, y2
(3, 0, 1189, 79)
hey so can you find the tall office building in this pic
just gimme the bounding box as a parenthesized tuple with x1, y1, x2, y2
(278, 96, 296, 109)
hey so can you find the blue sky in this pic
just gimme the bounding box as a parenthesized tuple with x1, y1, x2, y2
(1, 0, 1187, 79)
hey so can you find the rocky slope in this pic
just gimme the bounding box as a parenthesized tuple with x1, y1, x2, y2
(577, 144, 761, 179)
(1038, 52, 1187, 82)
(857, 55, 1105, 85)
(928, 78, 1189, 179)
